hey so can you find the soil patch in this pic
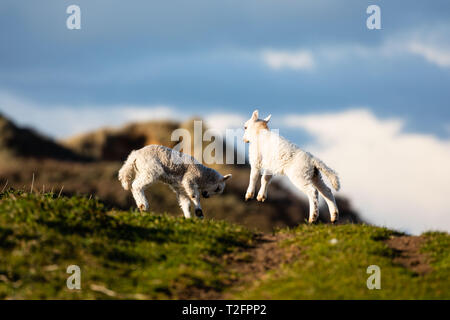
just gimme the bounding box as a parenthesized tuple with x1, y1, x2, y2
(386, 236, 431, 275)
(179, 232, 300, 299)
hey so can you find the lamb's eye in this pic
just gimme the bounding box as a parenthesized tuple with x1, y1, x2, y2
(215, 186, 221, 192)
(244, 126, 247, 130)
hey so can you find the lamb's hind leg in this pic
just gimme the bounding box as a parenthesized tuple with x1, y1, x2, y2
(306, 185, 319, 224)
(131, 174, 157, 212)
(289, 174, 319, 224)
(312, 173, 339, 223)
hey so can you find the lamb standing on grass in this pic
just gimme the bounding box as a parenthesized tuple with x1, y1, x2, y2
(118, 145, 232, 218)
(243, 110, 340, 223)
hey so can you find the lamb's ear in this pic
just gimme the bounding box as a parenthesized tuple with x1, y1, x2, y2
(251, 110, 259, 120)
(222, 174, 232, 181)
(264, 114, 272, 123)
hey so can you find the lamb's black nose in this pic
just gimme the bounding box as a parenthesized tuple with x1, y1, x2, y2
(195, 209, 204, 219)
(202, 191, 209, 198)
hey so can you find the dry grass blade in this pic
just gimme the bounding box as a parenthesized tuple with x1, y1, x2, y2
(30, 173, 35, 193)
(90, 284, 118, 297)
(58, 186, 64, 198)
(1, 179, 8, 192)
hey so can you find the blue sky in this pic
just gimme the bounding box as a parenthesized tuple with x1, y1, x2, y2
(1, 1, 450, 233)
(1, 0, 450, 137)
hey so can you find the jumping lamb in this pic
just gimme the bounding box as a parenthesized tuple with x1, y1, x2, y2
(118, 145, 232, 218)
(243, 110, 340, 223)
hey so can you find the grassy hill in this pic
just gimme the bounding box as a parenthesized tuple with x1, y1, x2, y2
(0, 190, 254, 299)
(1, 191, 448, 300)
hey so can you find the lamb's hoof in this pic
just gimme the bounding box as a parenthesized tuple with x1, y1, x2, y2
(138, 204, 146, 212)
(256, 194, 266, 202)
(245, 192, 254, 201)
(195, 209, 204, 219)
(331, 213, 339, 224)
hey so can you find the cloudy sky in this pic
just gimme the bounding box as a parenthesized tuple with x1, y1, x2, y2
(1, 0, 449, 234)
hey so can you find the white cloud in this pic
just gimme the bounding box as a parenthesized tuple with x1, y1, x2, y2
(377, 27, 450, 68)
(262, 49, 315, 70)
(306, 25, 450, 69)
(284, 109, 450, 235)
(204, 113, 246, 132)
(398, 25, 450, 68)
(406, 41, 450, 68)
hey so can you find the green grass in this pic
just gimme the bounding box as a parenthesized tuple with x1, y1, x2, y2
(420, 231, 450, 297)
(0, 190, 254, 299)
(0, 190, 448, 300)
(236, 224, 450, 299)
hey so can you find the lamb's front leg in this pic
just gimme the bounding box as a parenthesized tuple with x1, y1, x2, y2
(245, 166, 260, 201)
(177, 192, 192, 218)
(257, 172, 272, 202)
(183, 182, 204, 219)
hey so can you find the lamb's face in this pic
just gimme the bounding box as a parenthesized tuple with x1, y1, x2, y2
(201, 174, 232, 198)
(243, 110, 271, 143)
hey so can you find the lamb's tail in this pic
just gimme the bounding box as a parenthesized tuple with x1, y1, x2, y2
(118, 151, 137, 191)
(312, 157, 340, 191)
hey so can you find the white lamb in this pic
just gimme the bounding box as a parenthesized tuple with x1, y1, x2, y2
(243, 110, 340, 223)
(118, 145, 232, 218)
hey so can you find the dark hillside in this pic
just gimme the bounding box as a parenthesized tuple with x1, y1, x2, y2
(0, 114, 88, 161)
